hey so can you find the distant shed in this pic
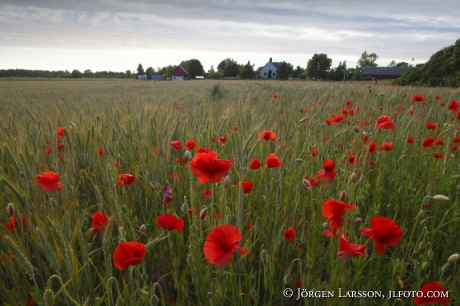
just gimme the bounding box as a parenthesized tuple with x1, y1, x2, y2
(151, 74, 163, 80)
(138, 75, 147, 80)
(362, 67, 409, 80)
(195, 76, 205, 80)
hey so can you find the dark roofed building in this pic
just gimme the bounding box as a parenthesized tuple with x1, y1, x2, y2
(362, 67, 410, 80)
(172, 65, 188, 81)
(260, 58, 284, 79)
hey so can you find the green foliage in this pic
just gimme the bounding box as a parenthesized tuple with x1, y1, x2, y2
(395, 39, 460, 87)
(217, 58, 238, 73)
(137, 63, 144, 76)
(329, 61, 351, 81)
(306, 53, 332, 80)
(238, 61, 255, 79)
(358, 51, 379, 68)
(292, 66, 305, 79)
(71, 70, 82, 78)
(275, 61, 293, 80)
(208, 71, 223, 79)
(223, 62, 240, 77)
(180, 59, 205, 79)
(145, 67, 154, 79)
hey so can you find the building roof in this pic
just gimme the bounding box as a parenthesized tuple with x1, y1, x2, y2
(363, 67, 409, 76)
(172, 65, 188, 77)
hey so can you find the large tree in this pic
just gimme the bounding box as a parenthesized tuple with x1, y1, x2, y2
(276, 61, 293, 80)
(238, 61, 255, 79)
(146, 67, 154, 79)
(217, 58, 238, 73)
(223, 62, 240, 77)
(126, 70, 131, 78)
(71, 69, 82, 78)
(180, 59, 205, 79)
(358, 51, 379, 68)
(306, 53, 332, 80)
(137, 64, 144, 76)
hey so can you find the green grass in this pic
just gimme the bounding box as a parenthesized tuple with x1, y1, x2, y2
(0, 79, 459, 305)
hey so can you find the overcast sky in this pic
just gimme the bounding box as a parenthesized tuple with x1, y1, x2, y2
(1, 0, 459, 72)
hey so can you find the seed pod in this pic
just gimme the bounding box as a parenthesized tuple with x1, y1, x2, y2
(352, 126, 360, 133)
(448, 253, 459, 263)
(428, 249, 434, 259)
(283, 274, 292, 284)
(354, 217, 362, 225)
(187, 253, 195, 267)
(43, 289, 55, 306)
(223, 175, 230, 189)
(433, 195, 449, 201)
(302, 179, 311, 188)
(184, 150, 191, 162)
(6, 203, 14, 216)
(422, 261, 429, 270)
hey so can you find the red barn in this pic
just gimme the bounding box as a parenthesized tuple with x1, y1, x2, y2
(171, 66, 188, 81)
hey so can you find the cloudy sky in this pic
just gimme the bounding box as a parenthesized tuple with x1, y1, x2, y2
(1, 0, 459, 73)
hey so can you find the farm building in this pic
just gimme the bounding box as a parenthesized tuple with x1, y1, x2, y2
(138, 75, 147, 80)
(362, 67, 410, 80)
(171, 66, 188, 81)
(151, 74, 163, 80)
(260, 58, 283, 79)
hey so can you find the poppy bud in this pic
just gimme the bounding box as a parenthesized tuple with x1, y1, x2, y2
(150, 295, 159, 306)
(183, 150, 191, 162)
(354, 217, 362, 225)
(433, 194, 449, 201)
(448, 253, 459, 263)
(352, 126, 360, 133)
(260, 249, 268, 261)
(141, 272, 148, 282)
(121, 205, 128, 213)
(206, 292, 212, 299)
(116, 297, 125, 306)
(457, 185, 460, 190)
(428, 249, 434, 259)
(7, 203, 14, 216)
(442, 263, 450, 273)
(422, 261, 429, 270)
(43, 289, 55, 306)
(187, 253, 195, 267)
(340, 190, 347, 201)
(302, 179, 311, 188)
(296, 158, 304, 162)
(283, 274, 292, 284)
(223, 175, 230, 188)
(418, 240, 425, 251)
(139, 224, 146, 233)
(20, 171, 24, 178)
(350, 172, 357, 183)
(199, 208, 207, 220)
(299, 117, 308, 123)
(397, 278, 404, 289)
(323, 222, 330, 230)
(181, 202, 189, 214)
(226, 215, 232, 224)
(118, 226, 126, 242)
(250, 289, 258, 299)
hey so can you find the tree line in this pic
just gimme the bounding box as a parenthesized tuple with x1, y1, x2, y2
(1, 50, 425, 81)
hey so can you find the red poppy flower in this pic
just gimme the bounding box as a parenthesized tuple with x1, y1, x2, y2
(98, 147, 104, 158)
(170, 140, 182, 150)
(450, 145, 458, 152)
(380, 142, 393, 151)
(348, 155, 356, 165)
(203, 224, 245, 266)
(116, 174, 136, 186)
(412, 94, 425, 102)
(322, 199, 356, 238)
(337, 234, 366, 259)
(413, 282, 451, 305)
(435, 95, 440, 100)
(213, 213, 221, 219)
(175, 157, 187, 165)
(283, 227, 296, 241)
(56, 126, 66, 137)
(425, 121, 437, 130)
(362, 134, 369, 142)
(249, 158, 261, 169)
(185, 139, 197, 150)
(236, 180, 254, 194)
(219, 135, 227, 144)
(433, 152, 444, 159)
(92, 212, 110, 232)
(35, 171, 63, 192)
(201, 189, 213, 199)
(269, 93, 278, 99)
(162, 182, 173, 204)
(375, 115, 396, 130)
(113, 242, 146, 270)
(360, 216, 402, 254)
(189, 150, 232, 184)
(188, 208, 199, 216)
(303, 175, 319, 187)
(434, 138, 444, 146)
(422, 137, 435, 148)
(44, 141, 51, 155)
(265, 153, 282, 168)
(448, 100, 459, 110)
(56, 141, 65, 151)
(4, 215, 27, 231)
(330, 115, 343, 124)
(258, 130, 276, 141)
(341, 109, 349, 117)
(114, 160, 120, 168)
(156, 214, 184, 231)
(346, 100, 352, 106)
(453, 136, 460, 143)
(407, 137, 415, 144)
(316, 159, 337, 182)
(311, 148, 318, 156)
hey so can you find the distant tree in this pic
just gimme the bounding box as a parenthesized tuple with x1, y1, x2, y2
(71, 69, 82, 78)
(292, 66, 305, 79)
(223, 62, 240, 77)
(306, 53, 332, 80)
(255, 66, 264, 76)
(208, 71, 223, 79)
(276, 61, 293, 80)
(126, 70, 131, 78)
(217, 58, 238, 73)
(146, 67, 154, 79)
(137, 64, 144, 76)
(180, 59, 205, 79)
(208, 65, 215, 73)
(388, 60, 396, 67)
(358, 51, 379, 68)
(84, 69, 93, 78)
(352, 66, 362, 80)
(395, 62, 410, 67)
(238, 61, 255, 79)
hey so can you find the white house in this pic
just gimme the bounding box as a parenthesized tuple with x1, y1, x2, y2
(260, 58, 282, 79)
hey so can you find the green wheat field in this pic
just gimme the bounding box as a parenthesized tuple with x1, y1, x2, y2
(0, 79, 459, 305)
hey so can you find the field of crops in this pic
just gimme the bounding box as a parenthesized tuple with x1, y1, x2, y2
(0, 79, 459, 305)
